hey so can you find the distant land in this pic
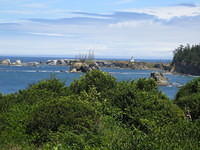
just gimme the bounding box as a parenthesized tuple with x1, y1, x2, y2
(1, 43, 200, 76)
(172, 44, 200, 76)
(0, 56, 172, 73)
(0, 55, 171, 62)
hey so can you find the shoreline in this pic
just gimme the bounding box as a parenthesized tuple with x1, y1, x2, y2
(0, 58, 199, 77)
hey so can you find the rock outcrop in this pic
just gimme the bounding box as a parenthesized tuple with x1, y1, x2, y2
(0, 59, 11, 65)
(13, 60, 22, 66)
(130, 62, 149, 70)
(150, 72, 169, 86)
(171, 63, 200, 76)
(69, 62, 99, 73)
(96, 61, 171, 71)
(154, 63, 171, 71)
(0, 58, 173, 73)
(46, 60, 58, 65)
(46, 59, 69, 66)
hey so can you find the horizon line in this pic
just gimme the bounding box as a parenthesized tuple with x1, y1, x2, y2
(0, 54, 172, 60)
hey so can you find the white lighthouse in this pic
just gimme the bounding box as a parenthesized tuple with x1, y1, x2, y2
(130, 56, 135, 63)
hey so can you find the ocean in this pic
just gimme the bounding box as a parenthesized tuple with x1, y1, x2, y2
(0, 56, 195, 99)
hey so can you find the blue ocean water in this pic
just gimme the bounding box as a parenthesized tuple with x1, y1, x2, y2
(0, 56, 195, 99)
(0, 56, 171, 63)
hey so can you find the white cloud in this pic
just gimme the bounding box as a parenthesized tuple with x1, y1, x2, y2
(123, 5, 200, 19)
(28, 32, 65, 37)
(108, 20, 154, 28)
(0, 4, 200, 59)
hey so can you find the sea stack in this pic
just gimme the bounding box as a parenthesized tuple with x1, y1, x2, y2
(69, 62, 99, 73)
(150, 72, 169, 86)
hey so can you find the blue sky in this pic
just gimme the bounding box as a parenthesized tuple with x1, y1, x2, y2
(0, 0, 200, 59)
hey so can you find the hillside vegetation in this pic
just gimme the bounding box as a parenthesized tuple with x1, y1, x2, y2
(0, 70, 200, 150)
(172, 44, 200, 75)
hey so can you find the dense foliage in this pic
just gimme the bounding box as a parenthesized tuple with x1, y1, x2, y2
(175, 77, 200, 120)
(172, 44, 200, 65)
(172, 44, 200, 75)
(0, 70, 199, 150)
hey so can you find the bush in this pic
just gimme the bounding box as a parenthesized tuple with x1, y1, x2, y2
(0, 79, 70, 113)
(175, 77, 200, 120)
(70, 70, 117, 95)
(28, 78, 70, 97)
(0, 94, 18, 113)
(0, 103, 33, 148)
(107, 80, 184, 131)
(140, 120, 200, 150)
(176, 77, 200, 99)
(0, 70, 199, 150)
(25, 97, 100, 145)
(135, 78, 157, 92)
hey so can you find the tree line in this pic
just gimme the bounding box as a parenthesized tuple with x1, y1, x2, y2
(172, 44, 200, 65)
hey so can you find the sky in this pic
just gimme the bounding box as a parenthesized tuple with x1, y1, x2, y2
(0, 0, 200, 59)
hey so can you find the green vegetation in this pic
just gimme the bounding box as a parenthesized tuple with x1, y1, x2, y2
(175, 77, 200, 120)
(172, 44, 200, 65)
(172, 44, 200, 75)
(0, 70, 200, 150)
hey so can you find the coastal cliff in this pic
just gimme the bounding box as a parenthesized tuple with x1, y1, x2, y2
(171, 63, 200, 76)
(171, 44, 200, 76)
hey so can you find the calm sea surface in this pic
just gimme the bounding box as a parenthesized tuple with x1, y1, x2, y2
(0, 56, 195, 99)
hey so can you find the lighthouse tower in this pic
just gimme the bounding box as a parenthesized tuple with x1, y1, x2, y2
(130, 56, 135, 63)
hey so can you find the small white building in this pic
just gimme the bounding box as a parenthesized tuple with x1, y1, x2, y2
(130, 56, 135, 63)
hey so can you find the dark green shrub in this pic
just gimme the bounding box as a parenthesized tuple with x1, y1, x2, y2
(0, 94, 17, 113)
(0, 79, 70, 112)
(108, 80, 184, 131)
(0, 103, 33, 148)
(175, 93, 200, 120)
(139, 120, 200, 150)
(28, 78, 69, 96)
(175, 77, 200, 120)
(25, 97, 100, 145)
(70, 70, 117, 94)
(176, 77, 200, 99)
(135, 78, 157, 92)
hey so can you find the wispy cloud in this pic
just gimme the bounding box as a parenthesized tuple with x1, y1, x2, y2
(28, 32, 65, 37)
(176, 3, 197, 7)
(0, 1, 200, 58)
(28, 11, 156, 25)
(123, 5, 200, 19)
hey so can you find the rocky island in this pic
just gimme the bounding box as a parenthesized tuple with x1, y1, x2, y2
(2, 43, 200, 76)
(150, 72, 169, 86)
(69, 62, 99, 73)
(0, 58, 171, 72)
